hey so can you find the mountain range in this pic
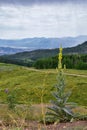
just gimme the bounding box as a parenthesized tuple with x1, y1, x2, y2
(0, 47, 28, 55)
(0, 35, 87, 55)
(0, 41, 87, 66)
(7, 41, 87, 60)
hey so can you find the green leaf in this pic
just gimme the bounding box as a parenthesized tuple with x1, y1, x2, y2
(62, 107, 74, 116)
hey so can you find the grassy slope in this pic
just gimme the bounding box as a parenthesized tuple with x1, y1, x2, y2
(0, 63, 87, 106)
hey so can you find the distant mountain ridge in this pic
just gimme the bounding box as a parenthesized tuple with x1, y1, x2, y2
(0, 35, 87, 55)
(0, 41, 86, 60)
(0, 47, 28, 55)
(11, 41, 87, 60)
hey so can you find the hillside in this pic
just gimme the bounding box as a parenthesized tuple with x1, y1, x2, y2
(0, 42, 87, 68)
(0, 47, 26, 55)
(64, 41, 87, 54)
(2, 41, 87, 59)
(0, 63, 87, 105)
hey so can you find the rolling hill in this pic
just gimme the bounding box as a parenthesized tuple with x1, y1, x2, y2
(0, 47, 27, 55)
(2, 41, 87, 59)
(0, 41, 87, 68)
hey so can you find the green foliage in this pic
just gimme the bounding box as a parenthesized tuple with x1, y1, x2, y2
(46, 69, 77, 123)
(0, 55, 33, 67)
(34, 57, 57, 69)
(6, 90, 17, 110)
(0, 54, 87, 70)
(34, 54, 87, 70)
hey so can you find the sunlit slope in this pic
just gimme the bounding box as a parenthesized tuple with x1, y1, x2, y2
(0, 63, 87, 106)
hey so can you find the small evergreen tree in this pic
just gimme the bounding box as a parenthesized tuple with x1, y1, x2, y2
(46, 46, 77, 123)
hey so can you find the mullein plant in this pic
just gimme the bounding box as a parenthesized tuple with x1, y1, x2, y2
(5, 88, 17, 110)
(46, 46, 77, 124)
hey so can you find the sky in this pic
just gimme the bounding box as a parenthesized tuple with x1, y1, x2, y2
(0, 0, 87, 39)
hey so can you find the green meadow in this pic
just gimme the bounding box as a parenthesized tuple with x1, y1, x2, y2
(0, 63, 87, 106)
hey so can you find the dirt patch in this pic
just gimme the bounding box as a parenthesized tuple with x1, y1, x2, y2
(0, 120, 87, 130)
(27, 121, 87, 130)
(45, 121, 87, 130)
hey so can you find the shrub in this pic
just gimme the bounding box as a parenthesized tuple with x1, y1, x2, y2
(6, 89, 17, 110)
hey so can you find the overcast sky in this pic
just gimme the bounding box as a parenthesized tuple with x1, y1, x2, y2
(0, 0, 87, 39)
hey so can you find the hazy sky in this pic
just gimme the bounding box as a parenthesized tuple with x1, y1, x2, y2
(0, 0, 87, 39)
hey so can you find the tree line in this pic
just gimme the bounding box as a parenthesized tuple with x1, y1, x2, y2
(34, 54, 87, 70)
(0, 54, 87, 70)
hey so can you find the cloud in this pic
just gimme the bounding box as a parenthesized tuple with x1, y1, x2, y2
(0, 2, 87, 39)
(0, 0, 87, 6)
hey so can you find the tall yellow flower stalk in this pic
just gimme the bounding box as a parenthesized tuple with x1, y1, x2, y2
(58, 45, 63, 69)
(46, 44, 76, 124)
